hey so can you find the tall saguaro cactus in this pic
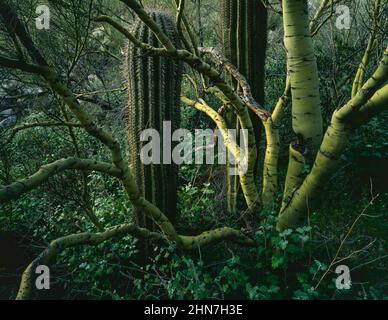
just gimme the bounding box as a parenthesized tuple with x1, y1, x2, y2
(125, 11, 182, 228)
(220, 0, 267, 213)
(221, 0, 267, 105)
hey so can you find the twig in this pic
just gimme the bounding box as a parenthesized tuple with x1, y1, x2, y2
(315, 194, 380, 289)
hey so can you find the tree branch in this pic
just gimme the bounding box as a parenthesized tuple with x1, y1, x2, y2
(0, 157, 122, 203)
(16, 221, 255, 300)
(351, 0, 382, 97)
(0, 55, 43, 74)
(0, 0, 48, 65)
(198, 47, 271, 121)
(277, 47, 388, 231)
(3, 122, 82, 145)
(16, 224, 164, 300)
(179, 227, 256, 250)
(181, 96, 241, 161)
(337, 46, 388, 120)
(94, 15, 166, 56)
(350, 84, 388, 127)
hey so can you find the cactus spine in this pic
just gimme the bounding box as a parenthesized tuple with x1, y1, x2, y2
(221, 0, 268, 213)
(125, 11, 182, 228)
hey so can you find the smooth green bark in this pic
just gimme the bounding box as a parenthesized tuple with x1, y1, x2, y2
(283, 0, 323, 154)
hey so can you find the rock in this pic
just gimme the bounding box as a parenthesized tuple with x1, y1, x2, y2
(0, 109, 14, 118)
(0, 116, 17, 129)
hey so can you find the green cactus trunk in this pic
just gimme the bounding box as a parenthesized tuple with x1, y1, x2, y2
(125, 11, 182, 229)
(221, 0, 267, 213)
(221, 0, 267, 104)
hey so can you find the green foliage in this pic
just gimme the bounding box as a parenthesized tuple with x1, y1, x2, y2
(77, 210, 330, 300)
(1, 0, 387, 301)
(177, 181, 224, 231)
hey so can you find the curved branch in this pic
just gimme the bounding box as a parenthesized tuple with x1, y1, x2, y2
(16, 224, 164, 300)
(16, 221, 255, 300)
(16, 222, 255, 300)
(350, 84, 388, 127)
(337, 46, 388, 120)
(271, 76, 291, 126)
(0, 157, 122, 203)
(262, 118, 280, 207)
(181, 96, 259, 210)
(199, 47, 271, 121)
(3, 122, 82, 145)
(94, 15, 166, 56)
(179, 227, 256, 250)
(181, 96, 240, 160)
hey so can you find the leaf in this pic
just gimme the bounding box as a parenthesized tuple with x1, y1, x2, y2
(271, 256, 285, 269)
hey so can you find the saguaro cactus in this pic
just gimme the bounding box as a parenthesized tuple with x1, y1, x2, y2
(125, 11, 182, 228)
(221, 0, 267, 105)
(220, 0, 267, 213)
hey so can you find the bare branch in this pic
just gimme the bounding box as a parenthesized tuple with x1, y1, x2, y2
(0, 157, 122, 203)
(3, 122, 82, 145)
(94, 15, 166, 56)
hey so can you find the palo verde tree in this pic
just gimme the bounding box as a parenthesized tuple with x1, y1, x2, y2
(0, 0, 387, 299)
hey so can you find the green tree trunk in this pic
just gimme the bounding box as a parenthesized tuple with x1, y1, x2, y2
(283, 0, 323, 156)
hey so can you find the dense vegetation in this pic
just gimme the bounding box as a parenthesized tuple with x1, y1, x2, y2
(0, 0, 387, 300)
